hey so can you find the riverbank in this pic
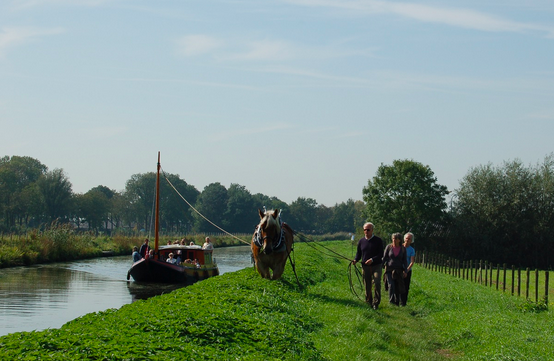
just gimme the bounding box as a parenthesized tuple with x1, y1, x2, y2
(0, 224, 248, 268)
(1, 241, 552, 360)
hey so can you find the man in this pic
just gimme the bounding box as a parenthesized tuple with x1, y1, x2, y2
(353, 222, 384, 309)
(202, 237, 214, 250)
(139, 238, 149, 258)
(400, 232, 415, 306)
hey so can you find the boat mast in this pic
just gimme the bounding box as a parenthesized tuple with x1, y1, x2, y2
(154, 151, 161, 259)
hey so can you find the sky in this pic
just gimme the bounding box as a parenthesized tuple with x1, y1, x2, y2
(1, 0, 553, 207)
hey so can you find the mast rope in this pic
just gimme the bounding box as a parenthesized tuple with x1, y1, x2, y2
(160, 167, 251, 246)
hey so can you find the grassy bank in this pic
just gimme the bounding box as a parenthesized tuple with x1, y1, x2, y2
(0, 225, 248, 268)
(0, 241, 552, 360)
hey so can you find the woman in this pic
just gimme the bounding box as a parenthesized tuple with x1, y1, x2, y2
(382, 233, 407, 306)
(400, 232, 415, 306)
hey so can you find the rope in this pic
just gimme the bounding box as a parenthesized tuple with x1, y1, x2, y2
(160, 166, 361, 297)
(160, 167, 251, 246)
(293, 230, 366, 300)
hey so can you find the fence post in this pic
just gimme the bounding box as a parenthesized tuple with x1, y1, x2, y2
(496, 264, 500, 290)
(503, 263, 507, 292)
(526, 268, 530, 300)
(535, 269, 539, 303)
(518, 268, 521, 297)
(546, 271, 549, 307)
(470, 260, 473, 282)
(489, 263, 493, 287)
(511, 265, 515, 296)
(484, 261, 488, 286)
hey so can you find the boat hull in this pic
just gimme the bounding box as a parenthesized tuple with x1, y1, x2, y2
(128, 258, 219, 284)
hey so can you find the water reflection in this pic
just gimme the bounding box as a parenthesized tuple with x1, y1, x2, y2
(0, 246, 252, 337)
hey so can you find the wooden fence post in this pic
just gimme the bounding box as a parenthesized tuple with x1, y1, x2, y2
(470, 260, 473, 282)
(503, 263, 507, 292)
(545, 271, 549, 307)
(484, 261, 488, 286)
(479, 259, 483, 284)
(535, 269, 539, 303)
(518, 268, 521, 297)
(496, 264, 500, 291)
(526, 268, 530, 300)
(511, 265, 515, 296)
(489, 263, 493, 288)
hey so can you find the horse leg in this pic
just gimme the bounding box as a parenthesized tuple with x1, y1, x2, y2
(270, 257, 287, 280)
(255, 260, 271, 279)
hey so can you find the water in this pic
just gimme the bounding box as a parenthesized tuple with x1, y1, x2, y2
(0, 245, 252, 337)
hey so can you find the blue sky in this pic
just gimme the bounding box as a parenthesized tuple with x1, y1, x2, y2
(1, 0, 553, 206)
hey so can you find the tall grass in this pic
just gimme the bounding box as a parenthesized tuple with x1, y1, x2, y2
(1, 240, 551, 360)
(0, 224, 138, 267)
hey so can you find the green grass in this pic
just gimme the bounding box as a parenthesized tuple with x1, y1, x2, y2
(0, 241, 552, 360)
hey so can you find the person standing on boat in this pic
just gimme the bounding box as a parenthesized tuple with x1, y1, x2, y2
(132, 246, 142, 262)
(352, 222, 384, 310)
(202, 237, 214, 250)
(139, 239, 149, 258)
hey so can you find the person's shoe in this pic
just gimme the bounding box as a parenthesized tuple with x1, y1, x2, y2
(372, 304, 378, 310)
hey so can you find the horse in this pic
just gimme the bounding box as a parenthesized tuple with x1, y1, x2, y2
(251, 208, 293, 280)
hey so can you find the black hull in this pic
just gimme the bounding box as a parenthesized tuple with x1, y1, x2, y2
(128, 258, 219, 284)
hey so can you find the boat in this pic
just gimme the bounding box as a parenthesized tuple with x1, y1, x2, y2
(127, 152, 219, 284)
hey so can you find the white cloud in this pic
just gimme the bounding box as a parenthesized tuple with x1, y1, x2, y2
(229, 39, 295, 61)
(176, 35, 222, 57)
(283, 0, 554, 36)
(0, 26, 64, 57)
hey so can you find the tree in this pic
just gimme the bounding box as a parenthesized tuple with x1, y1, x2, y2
(325, 199, 361, 233)
(123, 172, 199, 234)
(159, 173, 199, 233)
(0, 156, 47, 230)
(224, 184, 257, 233)
(37, 169, 73, 223)
(288, 197, 319, 233)
(75, 189, 110, 231)
(451, 156, 554, 268)
(193, 183, 228, 232)
(362, 159, 449, 246)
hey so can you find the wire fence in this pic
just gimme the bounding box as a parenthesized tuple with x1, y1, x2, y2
(417, 251, 550, 307)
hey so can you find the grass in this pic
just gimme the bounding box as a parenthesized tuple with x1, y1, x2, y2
(0, 240, 552, 360)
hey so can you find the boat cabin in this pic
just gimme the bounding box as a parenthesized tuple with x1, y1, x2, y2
(157, 245, 214, 266)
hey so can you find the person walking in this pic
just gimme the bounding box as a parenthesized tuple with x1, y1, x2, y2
(352, 222, 384, 309)
(383, 233, 407, 306)
(400, 232, 415, 306)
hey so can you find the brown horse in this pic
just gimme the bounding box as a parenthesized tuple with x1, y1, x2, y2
(251, 208, 293, 280)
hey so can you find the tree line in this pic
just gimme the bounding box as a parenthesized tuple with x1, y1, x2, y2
(0, 156, 365, 237)
(361, 156, 554, 270)
(2, 154, 553, 269)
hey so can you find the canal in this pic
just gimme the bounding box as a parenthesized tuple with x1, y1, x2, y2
(0, 245, 252, 337)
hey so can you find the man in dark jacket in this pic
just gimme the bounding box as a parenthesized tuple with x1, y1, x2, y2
(139, 239, 149, 258)
(353, 222, 384, 309)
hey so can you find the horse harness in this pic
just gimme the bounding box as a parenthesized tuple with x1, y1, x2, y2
(253, 219, 287, 253)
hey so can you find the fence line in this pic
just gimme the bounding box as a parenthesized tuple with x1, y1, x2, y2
(418, 251, 549, 307)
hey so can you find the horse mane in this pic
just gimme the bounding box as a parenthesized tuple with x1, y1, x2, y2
(258, 209, 281, 233)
